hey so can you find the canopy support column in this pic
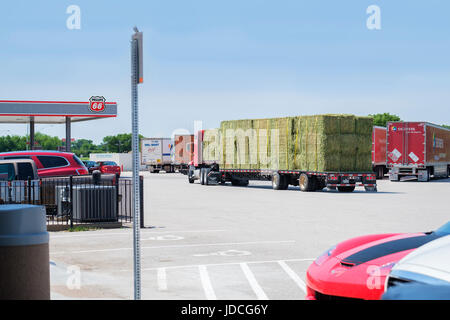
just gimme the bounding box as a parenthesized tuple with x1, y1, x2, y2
(65, 117, 71, 152)
(29, 117, 35, 150)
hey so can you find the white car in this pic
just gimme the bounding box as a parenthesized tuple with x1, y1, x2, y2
(385, 230, 450, 290)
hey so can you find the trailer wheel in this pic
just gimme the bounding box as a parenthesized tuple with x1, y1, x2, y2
(272, 173, 288, 190)
(299, 173, 315, 192)
(188, 177, 195, 184)
(153, 170, 160, 174)
(337, 186, 355, 192)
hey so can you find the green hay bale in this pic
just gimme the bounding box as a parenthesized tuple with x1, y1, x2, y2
(355, 116, 374, 135)
(202, 129, 220, 162)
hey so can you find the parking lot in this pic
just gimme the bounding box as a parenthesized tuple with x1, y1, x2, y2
(49, 172, 450, 299)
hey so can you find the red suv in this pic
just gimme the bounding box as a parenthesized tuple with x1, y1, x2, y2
(0, 151, 89, 177)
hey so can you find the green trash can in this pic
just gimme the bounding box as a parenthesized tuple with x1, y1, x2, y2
(0, 205, 50, 300)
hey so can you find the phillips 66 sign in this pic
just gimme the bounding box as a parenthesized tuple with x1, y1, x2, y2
(89, 96, 106, 112)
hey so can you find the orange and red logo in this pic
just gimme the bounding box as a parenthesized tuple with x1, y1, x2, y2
(89, 96, 106, 112)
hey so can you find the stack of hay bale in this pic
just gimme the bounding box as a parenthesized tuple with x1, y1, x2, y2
(201, 129, 220, 163)
(217, 114, 373, 172)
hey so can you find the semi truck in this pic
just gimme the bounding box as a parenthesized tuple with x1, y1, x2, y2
(140, 138, 174, 173)
(174, 134, 194, 175)
(188, 117, 377, 192)
(372, 126, 388, 179)
(387, 122, 450, 181)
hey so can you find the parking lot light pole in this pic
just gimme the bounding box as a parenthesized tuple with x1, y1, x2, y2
(131, 27, 143, 300)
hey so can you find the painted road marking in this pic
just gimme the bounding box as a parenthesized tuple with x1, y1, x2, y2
(50, 229, 227, 239)
(193, 249, 251, 257)
(51, 240, 296, 255)
(278, 260, 307, 293)
(240, 263, 269, 300)
(142, 235, 185, 241)
(199, 265, 217, 300)
(157, 268, 167, 291)
(119, 258, 315, 272)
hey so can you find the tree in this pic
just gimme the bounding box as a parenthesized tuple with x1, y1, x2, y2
(368, 113, 401, 127)
(99, 133, 144, 153)
(0, 135, 27, 152)
(442, 124, 450, 130)
(34, 132, 62, 150)
(71, 139, 99, 158)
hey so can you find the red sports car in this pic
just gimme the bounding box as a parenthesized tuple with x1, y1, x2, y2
(306, 222, 450, 300)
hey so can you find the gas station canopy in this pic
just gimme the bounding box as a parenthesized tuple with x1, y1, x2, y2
(0, 100, 117, 123)
(0, 99, 118, 151)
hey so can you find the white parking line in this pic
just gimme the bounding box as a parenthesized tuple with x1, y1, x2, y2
(278, 260, 307, 293)
(51, 240, 296, 255)
(121, 258, 315, 272)
(199, 265, 217, 300)
(50, 229, 227, 239)
(240, 263, 269, 300)
(157, 268, 167, 291)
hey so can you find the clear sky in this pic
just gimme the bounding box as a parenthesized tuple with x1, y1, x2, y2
(0, 1, 449, 143)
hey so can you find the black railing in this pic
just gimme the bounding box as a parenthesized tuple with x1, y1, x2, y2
(0, 174, 143, 228)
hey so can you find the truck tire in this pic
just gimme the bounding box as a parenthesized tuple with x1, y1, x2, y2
(153, 170, 160, 174)
(200, 168, 205, 185)
(272, 173, 288, 190)
(337, 186, 355, 192)
(188, 176, 195, 184)
(204, 170, 209, 186)
(299, 173, 315, 192)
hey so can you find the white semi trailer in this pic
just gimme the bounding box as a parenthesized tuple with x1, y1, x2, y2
(140, 138, 174, 173)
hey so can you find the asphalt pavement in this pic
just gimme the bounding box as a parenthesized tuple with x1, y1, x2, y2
(49, 172, 450, 299)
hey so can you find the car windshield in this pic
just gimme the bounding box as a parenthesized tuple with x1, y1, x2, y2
(435, 222, 450, 235)
(84, 161, 96, 167)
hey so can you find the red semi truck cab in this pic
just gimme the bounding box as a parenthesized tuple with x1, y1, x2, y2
(387, 122, 450, 181)
(372, 126, 387, 179)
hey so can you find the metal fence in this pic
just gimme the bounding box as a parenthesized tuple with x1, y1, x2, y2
(0, 175, 143, 228)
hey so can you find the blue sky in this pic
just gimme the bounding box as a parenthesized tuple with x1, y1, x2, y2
(0, 0, 449, 143)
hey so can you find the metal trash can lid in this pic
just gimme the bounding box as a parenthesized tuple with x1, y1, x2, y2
(0, 205, 48, 246)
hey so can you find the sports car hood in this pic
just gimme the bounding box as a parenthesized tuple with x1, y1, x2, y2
(337, 232, 443, 266)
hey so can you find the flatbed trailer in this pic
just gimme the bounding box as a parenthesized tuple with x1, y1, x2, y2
(188, 126, 377, 192)
(191, 166, 377, 192)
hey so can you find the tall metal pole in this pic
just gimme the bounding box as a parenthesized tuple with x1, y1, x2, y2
(131, 29, 142, 300)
